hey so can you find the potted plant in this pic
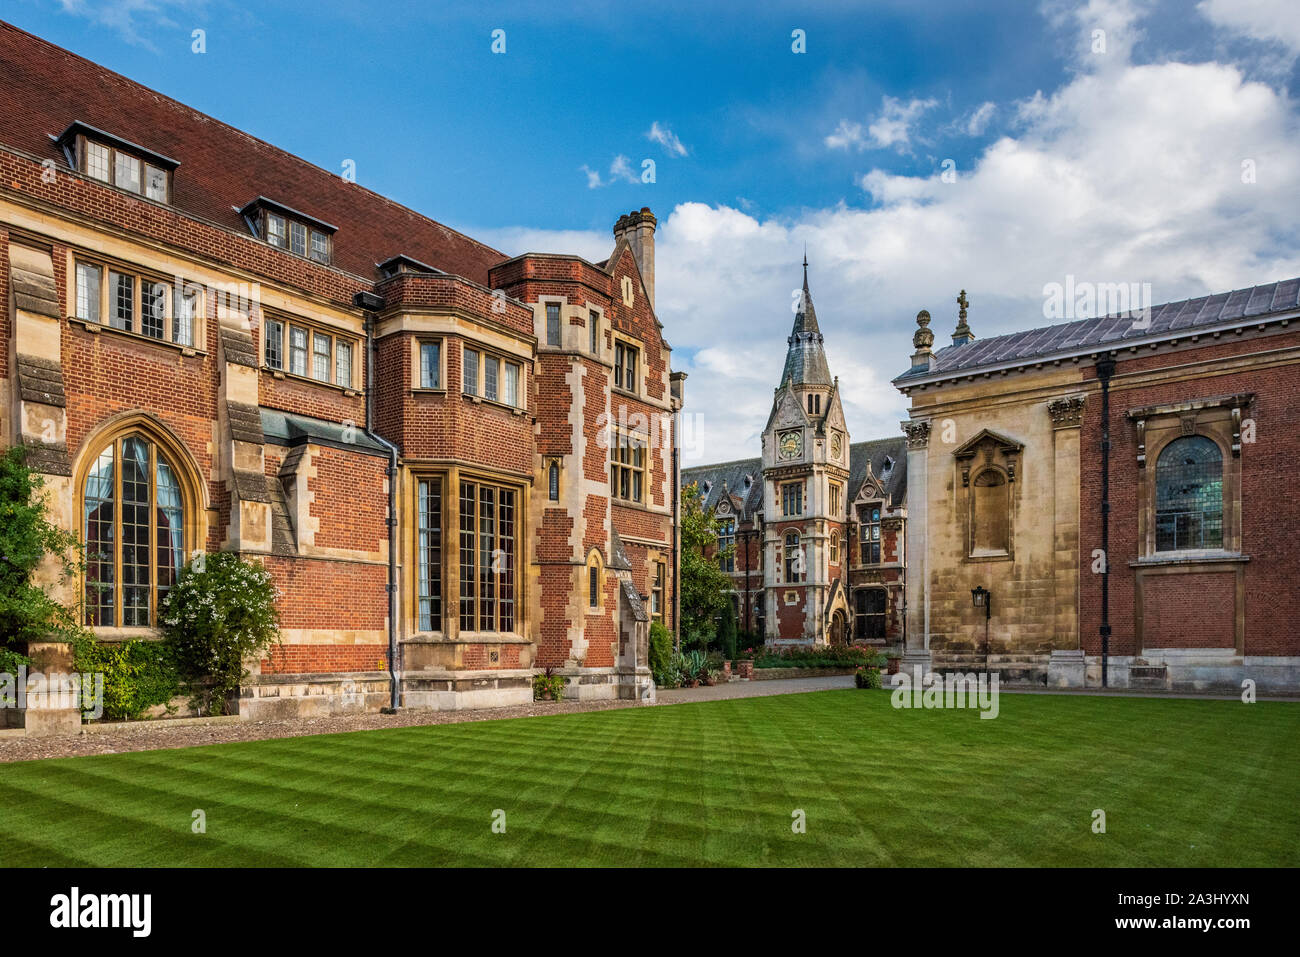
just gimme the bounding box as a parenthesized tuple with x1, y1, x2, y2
(532, 666, 565, 701)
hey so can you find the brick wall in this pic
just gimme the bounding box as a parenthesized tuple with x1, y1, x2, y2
(1079, 331, 1300, 657)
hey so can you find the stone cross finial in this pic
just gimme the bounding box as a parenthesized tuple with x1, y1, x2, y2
(953, 290, 974, 345)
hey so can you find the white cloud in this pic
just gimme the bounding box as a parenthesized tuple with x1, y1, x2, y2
(826, 96, 939, 152)
(507, 1, 1300, 466)
(579, 154, 642, 188)
(57, 0, 206, 49)
(964, 101, 996, 136)
(1198, 0, 1300, 57)
(609, 154, 639, 184)
(646, 121, 688, 157)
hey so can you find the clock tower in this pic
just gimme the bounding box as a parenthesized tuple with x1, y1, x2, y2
(760, 261, 852, 645)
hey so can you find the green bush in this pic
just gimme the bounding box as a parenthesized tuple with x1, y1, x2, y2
(0, 447, 82, 654)
(755, 645, 887, 669)
(649, 621, 674, 685)
(0, 646, 29, 675)
(162, 553, 281, 715)
(71, 634, 179, 721)
(678, 649, 708, 685)
(855, 666, 883, 690)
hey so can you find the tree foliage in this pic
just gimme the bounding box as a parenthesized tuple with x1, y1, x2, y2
(0, 446, 83, 655)
(679, 482, 734, 647)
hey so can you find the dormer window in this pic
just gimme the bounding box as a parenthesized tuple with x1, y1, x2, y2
(240, 197, 335, 266)
(58, 122, 178, 204)
(378, 255, 441, 279)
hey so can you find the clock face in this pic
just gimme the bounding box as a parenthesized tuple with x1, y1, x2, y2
(779, 431, 803, 459)
(831, 433, 843, 459)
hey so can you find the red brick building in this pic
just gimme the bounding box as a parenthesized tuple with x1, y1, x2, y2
(683, 266, 906, 648)
(0, 23, 678, 717)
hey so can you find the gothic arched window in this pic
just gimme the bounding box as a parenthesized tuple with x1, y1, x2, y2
(783, 530, 804, 583)
(1155, 435, 1223, 551)
(587, 549, 604, 609)
(970, 468, 1009, 556)
(829, 529, 840, 564)
(82, 430, 191, 627)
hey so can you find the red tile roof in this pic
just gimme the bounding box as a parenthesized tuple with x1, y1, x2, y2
(0, 20, 505, 284)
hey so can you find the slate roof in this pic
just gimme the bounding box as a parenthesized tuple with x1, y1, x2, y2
(846, 436, 907, 506)
(620, 579, 649, 623)
(682, 456, 764, 516)
(896, 277, 1300, 383)
(781, 267, 832, 386)
(682, 435, 908, 516)
(261, 408, 391, 457)
(0, 22, 505, 284)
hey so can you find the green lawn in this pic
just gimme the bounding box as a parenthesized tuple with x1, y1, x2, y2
(1, 690, 1296, 867)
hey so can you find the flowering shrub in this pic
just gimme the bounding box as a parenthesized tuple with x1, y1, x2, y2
(162, 553, 281, 715)
(855, 665, 883, 690)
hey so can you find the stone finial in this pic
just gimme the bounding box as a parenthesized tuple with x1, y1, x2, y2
(913, 309, 934, 350)
(911, 309, 936, 372)
(952, 289, 974, 346)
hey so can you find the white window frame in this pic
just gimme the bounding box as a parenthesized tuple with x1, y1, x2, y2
(462, 345, 524, 408)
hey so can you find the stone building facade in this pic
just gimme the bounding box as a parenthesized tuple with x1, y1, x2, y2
(0, 23, 677, 723)
(683, 267, 906, 648)
(895, 283, 1300, 691)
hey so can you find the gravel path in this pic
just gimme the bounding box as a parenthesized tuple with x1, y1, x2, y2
(656, 675, 855, 703)
(0, 698, 642, 764)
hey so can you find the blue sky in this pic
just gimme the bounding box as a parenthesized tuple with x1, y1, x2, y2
(10, 1, 1083, 228)
(8, 0, 1300, 462)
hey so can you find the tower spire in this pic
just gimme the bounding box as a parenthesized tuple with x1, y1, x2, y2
(780, 262, 831, 386)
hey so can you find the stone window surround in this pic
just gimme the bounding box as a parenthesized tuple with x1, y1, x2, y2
(404, 467, 529, 642)
(261, 308, 359, 394)
(68, 251, 206, 354)
(1127, 393, 1252, 561)
(460, 340, 527, 412)
(411, 336, 446, 392)
(953, 430, 1022, 563)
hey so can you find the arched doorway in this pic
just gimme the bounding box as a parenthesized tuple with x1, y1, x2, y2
(830, 609, 847, 645)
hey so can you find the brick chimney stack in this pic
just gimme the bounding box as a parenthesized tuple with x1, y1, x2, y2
(613, 207, 656, 311)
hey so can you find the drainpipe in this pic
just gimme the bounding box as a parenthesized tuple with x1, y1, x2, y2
(354, 290, 400, 710)
(1096, 355, 1116, 688)
(748, 527, 759, 639)
(671, 441, 680, 651)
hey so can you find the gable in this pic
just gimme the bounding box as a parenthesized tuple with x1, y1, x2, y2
(764, 383, 809, 434)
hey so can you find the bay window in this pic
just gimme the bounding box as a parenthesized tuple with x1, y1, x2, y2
(458, 480, 517, 634)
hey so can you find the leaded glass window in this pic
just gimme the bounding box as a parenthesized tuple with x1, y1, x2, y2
(1155, 436, 1223, 551)
(82, 434, 187, 628)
